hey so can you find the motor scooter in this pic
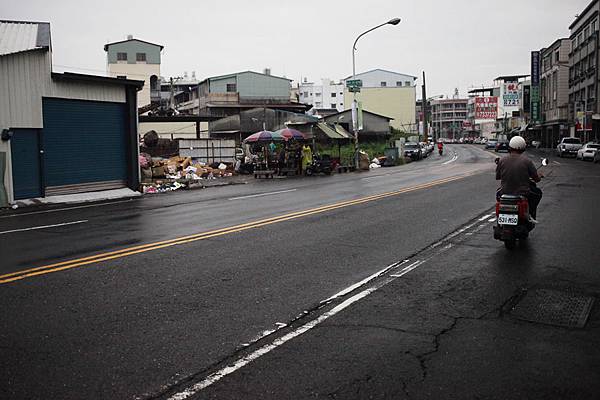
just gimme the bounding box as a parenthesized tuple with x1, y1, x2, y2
(493, 158, 547, 249)
(438, 147, 443, 156)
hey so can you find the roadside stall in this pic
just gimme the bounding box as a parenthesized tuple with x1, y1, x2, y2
(242, 130, 285, 178)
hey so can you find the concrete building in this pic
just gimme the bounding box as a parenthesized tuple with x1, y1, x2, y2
(568, 0, 600, 142)
(105, 36, 163, 109)
(540, 38, 571, 147)
(342, 69, 417, 132)
(0, 20, 143, 205)
(431, 98, 468, 140)
(298, 78, 345, 113)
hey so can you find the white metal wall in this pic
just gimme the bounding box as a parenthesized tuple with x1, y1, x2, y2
(0, 50, 126, 130)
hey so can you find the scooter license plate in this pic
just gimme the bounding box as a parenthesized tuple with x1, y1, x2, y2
(498, 214, 518, 226)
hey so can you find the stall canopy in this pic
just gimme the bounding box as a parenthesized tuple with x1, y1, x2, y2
(316, 123, 353, 140)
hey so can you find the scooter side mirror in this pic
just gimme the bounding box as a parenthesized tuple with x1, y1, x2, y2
(541, 158, 548, 166)
(494, 158, 500, 165)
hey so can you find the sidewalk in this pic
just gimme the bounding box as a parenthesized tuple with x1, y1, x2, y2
(194, 155, 600, 399)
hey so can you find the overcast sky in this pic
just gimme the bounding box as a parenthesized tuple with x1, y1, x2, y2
(3, 0, 591, 98)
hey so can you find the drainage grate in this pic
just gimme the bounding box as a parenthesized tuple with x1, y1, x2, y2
(510, 289, 595, 328)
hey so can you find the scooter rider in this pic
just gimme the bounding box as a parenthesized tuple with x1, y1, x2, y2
(495, 136, 543, 222)
(437, 140, 444, 154)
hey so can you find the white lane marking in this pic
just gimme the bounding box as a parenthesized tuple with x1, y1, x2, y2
(389, 260, 423, 277)
(488, 218, 496, 222)
(442, 153, 458, 165)
(0, 220, 88, 235)
(478, 213, 494, 221)
(0, 200, 134, 219)
(321, 260, 409, 304)
(361, 173, 392, 181)
(553, 161, 561, 165)
(228, 189, 297, 201)
(168, 287, 376, 400)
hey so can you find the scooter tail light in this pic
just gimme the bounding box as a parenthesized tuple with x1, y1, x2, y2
(518, 199, 529, 220)
(495, 201, 500, 216)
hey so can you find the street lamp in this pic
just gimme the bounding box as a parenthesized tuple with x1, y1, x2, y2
(351, 17, 401, 169)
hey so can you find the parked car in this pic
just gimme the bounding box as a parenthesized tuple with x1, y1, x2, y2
(485, 139, 498, 150)
(495, 140, 509, 152)
(577, 142, 600, 161)
(557, 137, 583, 157)
(404, 142, 422, 160)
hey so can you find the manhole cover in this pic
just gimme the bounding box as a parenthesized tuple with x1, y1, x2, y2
(510, 289, 595, 328)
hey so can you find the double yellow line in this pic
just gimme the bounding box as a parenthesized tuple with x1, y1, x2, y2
(0, 175, 465, 285)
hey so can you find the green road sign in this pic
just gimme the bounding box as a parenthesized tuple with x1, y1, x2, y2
(346, 79, 363, 88)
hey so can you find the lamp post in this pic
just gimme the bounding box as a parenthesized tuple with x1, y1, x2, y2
(351, 17, 401, 169)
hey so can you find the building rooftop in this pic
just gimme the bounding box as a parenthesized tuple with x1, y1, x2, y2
(0, 20, 51, 56)
(569, 0, 597, 29)
(104, 37, 164, 51)
(200, 70, 292, 84)
(494, 74, 530, 82)
(343, 68, 418, 80)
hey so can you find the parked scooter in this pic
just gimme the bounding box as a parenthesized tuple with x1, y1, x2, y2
(305, 154, 332, 176)
(493, 158, 547, 249)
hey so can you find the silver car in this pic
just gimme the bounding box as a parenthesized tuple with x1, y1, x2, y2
(577, 142, 600, 161)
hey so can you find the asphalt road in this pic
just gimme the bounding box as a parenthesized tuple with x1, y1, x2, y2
(1, 145, 598, 399)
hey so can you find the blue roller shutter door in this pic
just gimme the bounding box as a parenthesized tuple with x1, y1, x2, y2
(10, 129, 42, 200)
(42, 98, 128, 193)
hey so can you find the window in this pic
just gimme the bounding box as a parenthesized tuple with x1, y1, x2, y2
(315, 92, 321, 97)
(331, 103, 336, 109)
(405, 81, 411, 86)
(226, 83, 237, 93)
(585, 27, 590, 39)
(555, 50, 560, 62)
(396, 81, 403, 87)
(339, 92, 343, 95)
(136, 52, 146, 62)
(380, 81, 387, 87)
(331, 93, 336, 98)
(578, 33, 583, 47)
(593, 19, 598, 32)
(315, 102, 321, 107)
(117, 52, 127, 61)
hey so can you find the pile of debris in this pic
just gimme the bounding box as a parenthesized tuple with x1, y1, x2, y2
(139, 153, 235, 194)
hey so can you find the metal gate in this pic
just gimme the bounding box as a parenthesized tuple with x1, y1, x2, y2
(10, 129, 42, 200)
(42, 98, 128, 195)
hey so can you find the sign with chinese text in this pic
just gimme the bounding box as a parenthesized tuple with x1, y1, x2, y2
(530, 51, 541, 122)
(503, 82, 520, 107)
(475, 96, 498, 120)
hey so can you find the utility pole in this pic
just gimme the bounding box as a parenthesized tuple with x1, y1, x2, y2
(422, 71, 428, 143)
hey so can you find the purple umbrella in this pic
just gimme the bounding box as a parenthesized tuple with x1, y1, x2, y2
(274, 128, 307, 141)
(243, 130, 285, 143)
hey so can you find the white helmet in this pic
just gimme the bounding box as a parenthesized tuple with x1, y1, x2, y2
(509, 136, 526, 151)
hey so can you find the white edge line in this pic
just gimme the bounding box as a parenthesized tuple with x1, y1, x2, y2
(168, 287, 376, 400)
(228, 189, 297, 201)
(0, 220, 88, 235)
(488, 218, 496, 222)
(320, 259, 410, 303)
(0, 199, 133, 219)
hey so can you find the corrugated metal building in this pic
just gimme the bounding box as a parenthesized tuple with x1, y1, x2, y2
(0, 20, 143, 205)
